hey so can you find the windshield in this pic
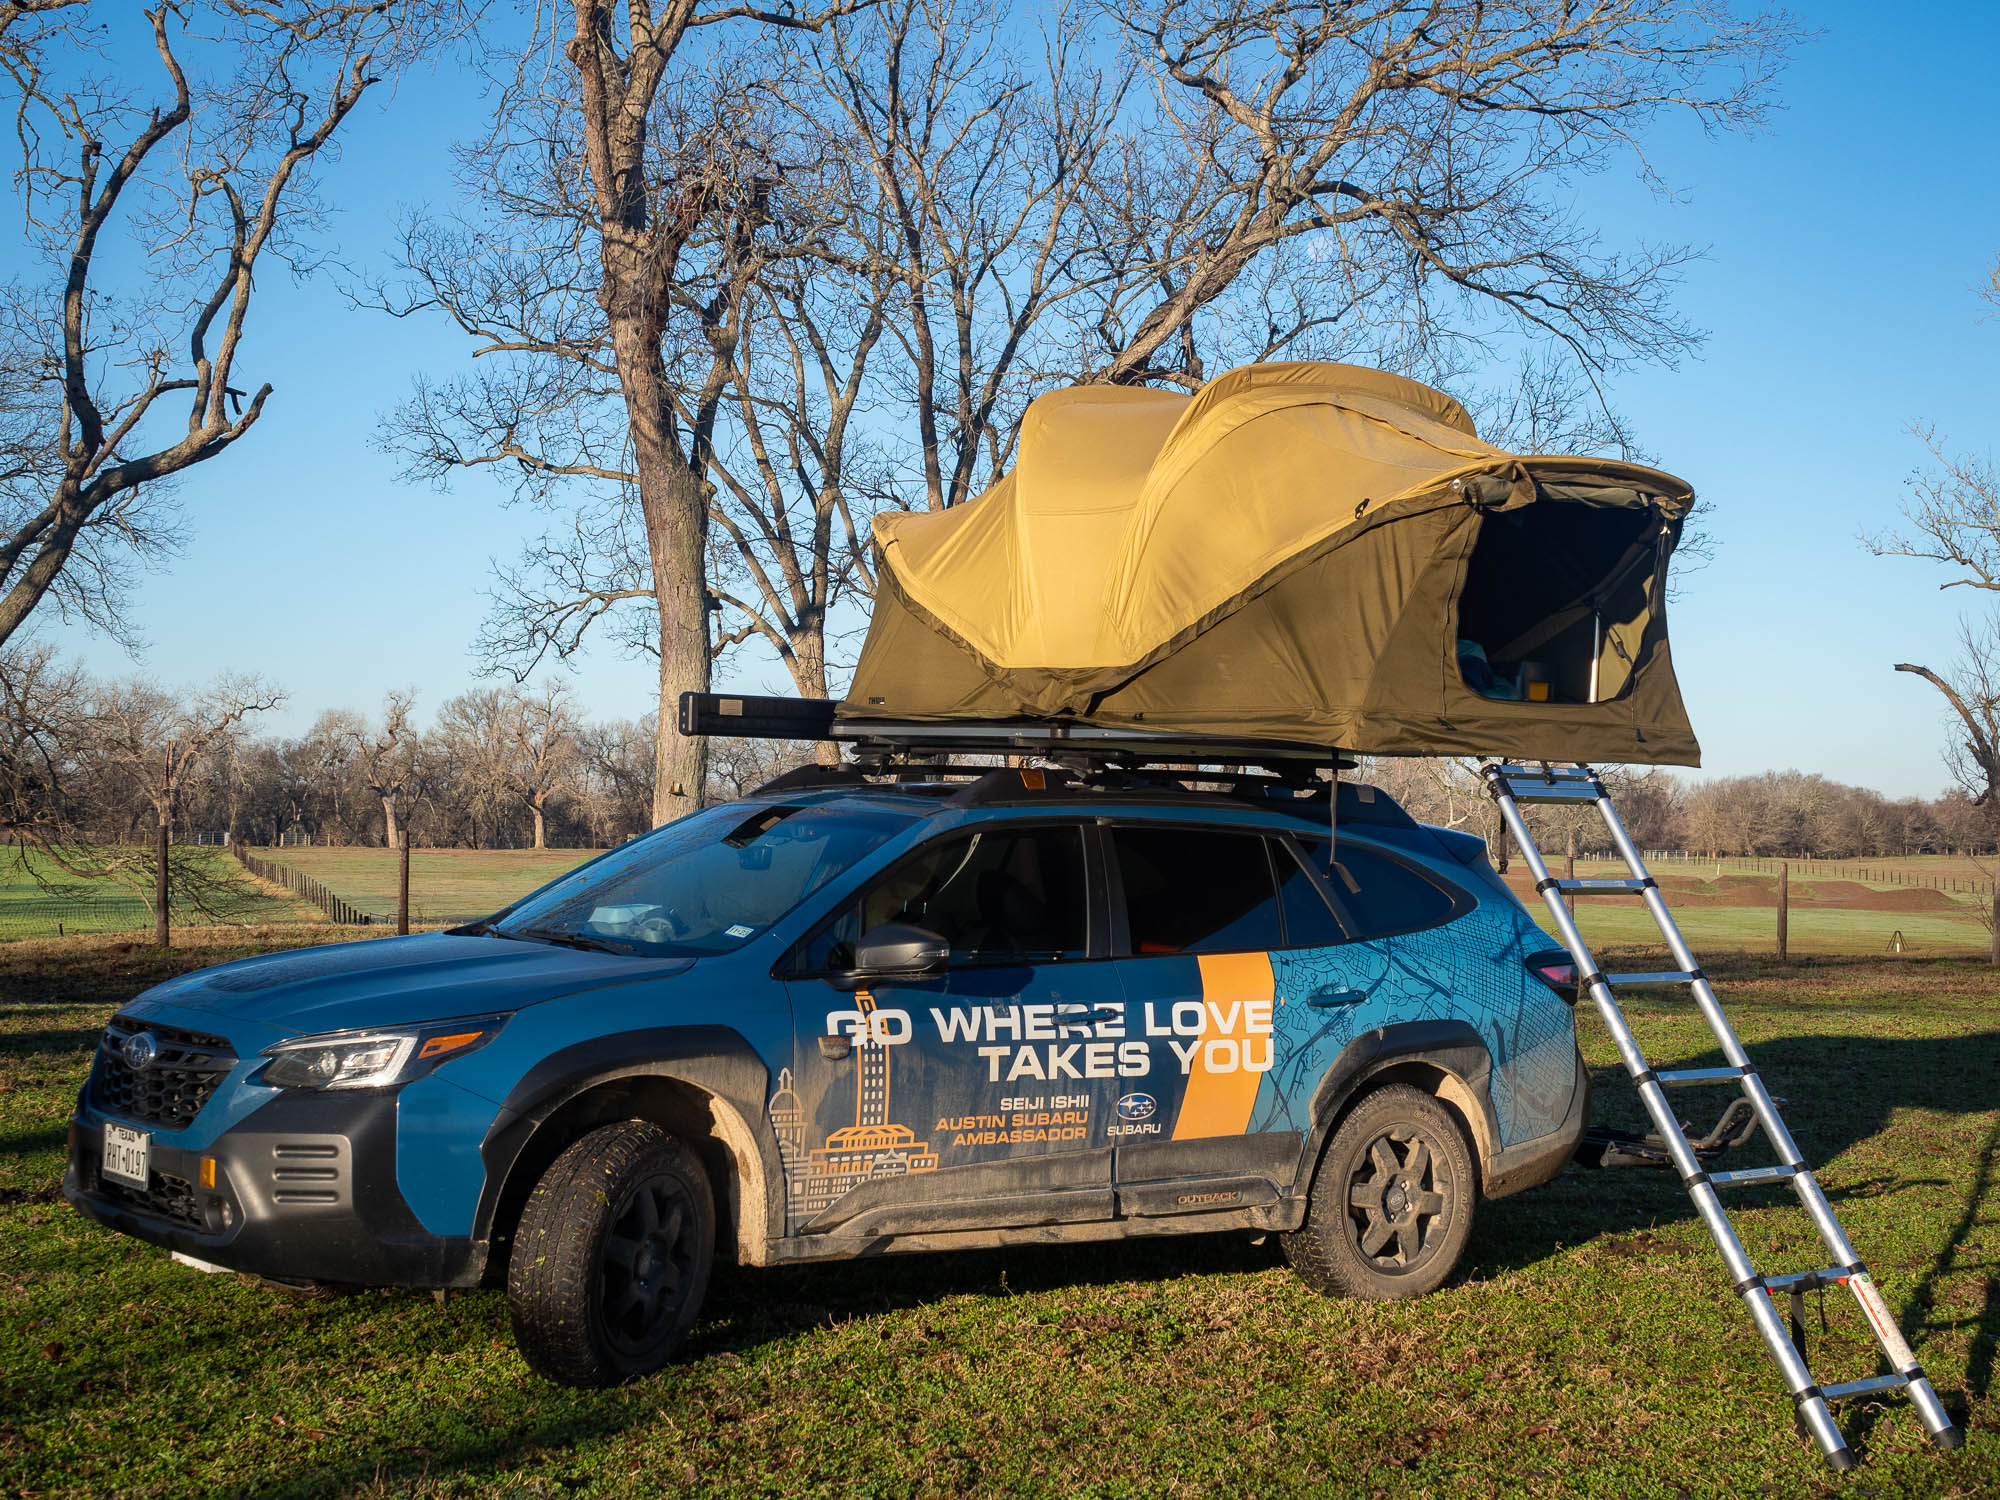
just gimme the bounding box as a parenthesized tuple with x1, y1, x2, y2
(492, 801, 919, 958)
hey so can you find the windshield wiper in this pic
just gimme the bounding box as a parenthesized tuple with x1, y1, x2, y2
(510, 927, 638, 956)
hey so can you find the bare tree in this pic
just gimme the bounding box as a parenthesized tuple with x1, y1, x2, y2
(1867, 252, 2000, 959)
(379, 0, 861, 826)
(389, 0, 1792, 825)
(0, 640, 88, 845)
(1084, 1, 1797, 391)
(499, 680, 582, 850)
(341, 688, 420, 848)
(85, 673, 285, 945)
(0, 1, 458, 648)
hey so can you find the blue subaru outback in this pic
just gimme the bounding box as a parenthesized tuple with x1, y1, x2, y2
(65, 766, 1587, 1385)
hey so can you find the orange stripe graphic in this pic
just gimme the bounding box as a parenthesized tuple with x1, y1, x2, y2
(1171, 952, 1275, 1140)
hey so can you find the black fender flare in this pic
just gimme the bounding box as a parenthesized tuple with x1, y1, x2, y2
(1290, 1019, 1500, 1197)
(474, 1025, 782, 1268)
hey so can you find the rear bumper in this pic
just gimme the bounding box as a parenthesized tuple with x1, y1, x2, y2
(65, 1089, 486, 1289)
(1482, 1046, 1593, 1200)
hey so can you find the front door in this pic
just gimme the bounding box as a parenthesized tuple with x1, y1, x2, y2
(777, 820, 1124, 1239)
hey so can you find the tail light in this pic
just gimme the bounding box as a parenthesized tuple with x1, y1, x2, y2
(1526, 950, 1578, 1002)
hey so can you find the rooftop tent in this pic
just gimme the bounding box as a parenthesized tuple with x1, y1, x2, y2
(843, 361, 1700, 766)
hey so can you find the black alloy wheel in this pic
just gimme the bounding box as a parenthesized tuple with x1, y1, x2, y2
(1280, 1082, 1477, 1300)
(598, 1170, 702, 1361)
(508, 1119, 715, 1386)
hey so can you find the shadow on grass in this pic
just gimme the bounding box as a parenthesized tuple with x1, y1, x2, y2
(235, 1028, 2000, 1497)
(1471, 1029, 2000, 1271)
(0, 1123, 67, 1161)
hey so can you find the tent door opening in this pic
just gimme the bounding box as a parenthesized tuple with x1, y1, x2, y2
(1455, 494, 1667, 706)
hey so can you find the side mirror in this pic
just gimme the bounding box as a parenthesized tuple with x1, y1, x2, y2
(851, 922, 949, 978)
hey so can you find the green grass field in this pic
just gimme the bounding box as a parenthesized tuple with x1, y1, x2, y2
(1509, 860, 1993, 958)
(248, 846, 600, 923)
(0, 934, 1992, 1496)
(0, 847, 321, 942)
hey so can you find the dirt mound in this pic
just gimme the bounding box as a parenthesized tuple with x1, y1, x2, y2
(1796, 880, 1960, 912)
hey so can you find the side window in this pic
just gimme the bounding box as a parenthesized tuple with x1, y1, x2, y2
(797, 824, 1089, 970)
(1274, 839, 1348, 948)
(1112, 826, 1281, 955)
(1298, 839, 1458, 939)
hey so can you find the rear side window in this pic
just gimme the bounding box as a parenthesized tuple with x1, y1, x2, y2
(1112, 827, 1280, 955)
(1299, 839, 1459, 939)
(797, 823, 1089, 970)
(1274, 841, 1348, 948)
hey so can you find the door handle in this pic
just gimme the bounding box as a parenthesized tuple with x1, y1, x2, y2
(1070, 1006, 1122, 1024)
(1307, 989, 1369, 1009)
(818, 1033, 853, 1061)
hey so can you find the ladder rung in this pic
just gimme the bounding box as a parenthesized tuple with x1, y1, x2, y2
(1605, 970, 1700, 985)
(1654, 1066, 1751, 1086)
(1504, 783, 1603, 803)
(1762, 1266, 1858, 1294)
(1551, 878, 1651, 892)
(1709, 1164, 1804, 1187)
(1821, 1372, 1912, 1402)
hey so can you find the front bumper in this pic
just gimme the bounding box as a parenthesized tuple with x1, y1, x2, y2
(65, 1087, 486, 1289)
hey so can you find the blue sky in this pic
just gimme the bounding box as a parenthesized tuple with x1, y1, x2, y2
(20, 2, 2000, 799)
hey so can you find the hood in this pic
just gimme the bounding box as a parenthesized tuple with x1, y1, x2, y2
(131, 932, 697, 1036)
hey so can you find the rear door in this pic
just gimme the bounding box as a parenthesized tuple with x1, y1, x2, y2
(777, 819, 1126, 1240)
(1100, 822, 1322, 1216)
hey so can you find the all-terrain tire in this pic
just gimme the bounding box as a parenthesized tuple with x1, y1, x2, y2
(507, 1119, 715, 1386)
(1281, 1083, 1476, 1300)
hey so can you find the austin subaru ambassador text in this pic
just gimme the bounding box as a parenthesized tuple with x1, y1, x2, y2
(66, 770, 1589, 1385)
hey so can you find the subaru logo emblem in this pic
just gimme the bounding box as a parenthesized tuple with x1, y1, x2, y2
(1116, 1092, 1157, 1123)
(121, 1031, 160, 1072)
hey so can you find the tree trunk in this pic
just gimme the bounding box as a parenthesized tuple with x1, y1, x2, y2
(154, 814, 170, 949)
(643, 450, 710, 825)
(792, 631, 840, 767)
(531, 799, 547, 851)
(382, 793, 399, 852)
(398, 835, 410, 937)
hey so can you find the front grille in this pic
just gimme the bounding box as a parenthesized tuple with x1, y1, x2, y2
(97, 1166, 205, 1229)
(92, 1016, 236, 1129)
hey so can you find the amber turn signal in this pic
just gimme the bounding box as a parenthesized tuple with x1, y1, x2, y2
(417, 1031, 487, 1061)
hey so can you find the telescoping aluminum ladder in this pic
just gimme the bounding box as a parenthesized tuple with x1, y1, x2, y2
(1482, 761, 1963, 1471)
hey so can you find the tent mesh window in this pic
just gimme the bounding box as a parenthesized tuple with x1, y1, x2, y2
(1455, 497, 1665, 707)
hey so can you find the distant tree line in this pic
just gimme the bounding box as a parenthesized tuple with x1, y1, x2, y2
(1367, 760, 1988, 863)
(0, 649, 809, 853)
(0, 644, 1970, 860)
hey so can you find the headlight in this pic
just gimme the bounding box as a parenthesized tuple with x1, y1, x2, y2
(258, 1015, 509, 1091)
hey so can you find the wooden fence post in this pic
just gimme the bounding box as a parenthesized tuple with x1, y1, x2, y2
(155, 821, 170, 949)
(1776, 860, 1788, 963)
(398, 837, 410, 936)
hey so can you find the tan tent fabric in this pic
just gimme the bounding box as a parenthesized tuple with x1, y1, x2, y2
(846, 360, 1701, 766)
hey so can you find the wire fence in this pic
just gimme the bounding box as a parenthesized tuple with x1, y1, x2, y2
(1642, 851, 1992, 899)
(232, 844, 373, 926)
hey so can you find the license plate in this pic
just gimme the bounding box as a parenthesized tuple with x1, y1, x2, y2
(101, 1121, 150, 1189)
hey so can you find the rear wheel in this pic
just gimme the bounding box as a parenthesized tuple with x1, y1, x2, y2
(1282, 1083, 1475, 1300)
(507, 1119, 714, 1386)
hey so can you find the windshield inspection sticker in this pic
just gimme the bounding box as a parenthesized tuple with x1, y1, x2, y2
(724, 924, 755, 938)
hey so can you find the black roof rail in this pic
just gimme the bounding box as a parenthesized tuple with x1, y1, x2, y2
(749, 763, 871, 796)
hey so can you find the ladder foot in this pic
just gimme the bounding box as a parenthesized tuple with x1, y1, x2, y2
(1932, 1423, 1964, 1452)
(1823, 1445, 1859, 1473)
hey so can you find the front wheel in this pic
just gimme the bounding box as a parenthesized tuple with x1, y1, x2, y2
(507, 1119, 715, 1386)
(1281, 1083, 1476, 1300)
